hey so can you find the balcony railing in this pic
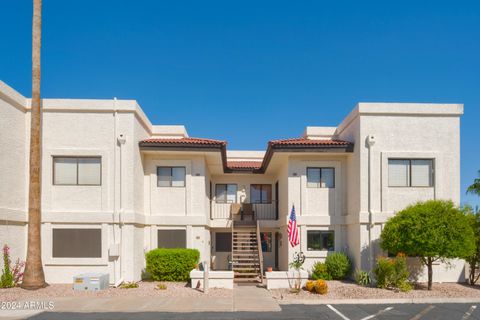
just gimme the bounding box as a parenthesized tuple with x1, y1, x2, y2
(211, 201, 278, 220)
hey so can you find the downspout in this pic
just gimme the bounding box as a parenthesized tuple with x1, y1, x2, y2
(116, 132, 126, 287)
(366, 134, 376, 270)
(112, 98, 124, 287)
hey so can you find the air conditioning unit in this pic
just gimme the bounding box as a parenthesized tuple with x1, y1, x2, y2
(73, 273, 109, 291)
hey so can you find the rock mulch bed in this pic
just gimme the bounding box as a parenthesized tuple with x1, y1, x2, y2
(271, 280, 480, 301)
(0, 281, 232, 302)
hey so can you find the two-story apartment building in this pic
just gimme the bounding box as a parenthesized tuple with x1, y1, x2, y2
(0, 80, 465, 284)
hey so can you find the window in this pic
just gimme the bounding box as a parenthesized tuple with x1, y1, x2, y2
(215, 232, 232, 252)
(53, 157, 101, 186)
(388, 159, 434, 187)
(52, 229, 102, 258)
(157, 167, 186, 187)
(157, 230, 186, 248)
(307, 230, 334, 251)
(260, 232, 272, 252)
(307, 168, 335, 188)
(250, 184, 272, 203)
(215, 184, 237, 203)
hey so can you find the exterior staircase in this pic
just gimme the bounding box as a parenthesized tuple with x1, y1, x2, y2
(231, 220, 264, 283)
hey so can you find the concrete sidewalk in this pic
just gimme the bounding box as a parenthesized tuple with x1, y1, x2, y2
(1, 284, 280, 319)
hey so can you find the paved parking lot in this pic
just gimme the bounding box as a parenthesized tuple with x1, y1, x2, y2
(23, 303, 479, 320)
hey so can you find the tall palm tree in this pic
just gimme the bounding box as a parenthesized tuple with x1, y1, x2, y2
(467, 171, 480, 197)
(21, 0, 46, 289)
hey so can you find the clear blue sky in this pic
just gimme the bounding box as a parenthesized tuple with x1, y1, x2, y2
(1, 1, 479, 207)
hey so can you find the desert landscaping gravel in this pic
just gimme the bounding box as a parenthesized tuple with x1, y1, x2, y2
(0, 281, 232, 302)
(271, 280, 480, 300)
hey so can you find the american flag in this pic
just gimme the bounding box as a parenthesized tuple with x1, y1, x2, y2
(288, 205, 299, 247)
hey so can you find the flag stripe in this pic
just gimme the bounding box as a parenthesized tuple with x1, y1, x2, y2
(288, 205, 299, 247)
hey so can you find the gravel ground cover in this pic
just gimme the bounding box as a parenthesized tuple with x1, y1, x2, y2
(271, 280, 480, 300)
(0, 281, 232, 302)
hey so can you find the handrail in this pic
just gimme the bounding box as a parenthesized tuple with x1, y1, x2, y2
(231, 217, 234, 272)
(256, 220, 264, 283)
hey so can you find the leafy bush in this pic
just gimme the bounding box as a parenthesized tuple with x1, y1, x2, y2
(311, 262, 332, 280)
(120, 281, 139, 289)
(305, 280, 315, 292)
(314, 280, 328, 295)
(0, 245, 24, 288)
(325, 252, 351, 280)
(354, 269, 372, 286)
(373, 254, 411, 291)
(145, 248, 200, 282)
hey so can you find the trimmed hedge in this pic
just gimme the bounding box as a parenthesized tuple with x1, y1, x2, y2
(145, 248, 200, 281)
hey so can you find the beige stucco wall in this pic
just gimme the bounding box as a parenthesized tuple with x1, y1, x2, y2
(0, 81, 465, 284)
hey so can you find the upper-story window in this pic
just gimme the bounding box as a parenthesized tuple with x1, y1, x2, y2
(157, 167, 186, 187)
(215, 184, 237, 203)
(250, 184, 272, 204)
(307, 167, 335, 188)
(53, 156, 101, 186)
(388, 159, 434, 187)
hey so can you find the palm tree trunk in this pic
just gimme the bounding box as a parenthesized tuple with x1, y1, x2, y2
(21, 0, 46, 290)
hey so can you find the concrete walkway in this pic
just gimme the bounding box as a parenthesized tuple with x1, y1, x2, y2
(1, 284, 280, 319)
(232, 284, 281, 312)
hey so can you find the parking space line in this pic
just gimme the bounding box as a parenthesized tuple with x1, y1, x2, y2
(327, 304, 351, 320)
(360, 306, 394, 320)
(462, 305, 477, 320)
(410, 305, 435, 320)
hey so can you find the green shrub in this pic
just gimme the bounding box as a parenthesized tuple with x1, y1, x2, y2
(354, 269, 372, 286)
(373, 254, 410, 291)
(325, 252, 351, 280)
(120, 281, 139, 289)
(145, 248, 200, 282)
(156, 283, 167, 290)
(311, 262, 332, 280)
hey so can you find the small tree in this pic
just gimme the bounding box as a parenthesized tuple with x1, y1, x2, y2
(464, 205, 480, 285)
(380, 200, 475, 290)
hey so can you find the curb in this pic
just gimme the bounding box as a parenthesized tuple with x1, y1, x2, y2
(276, 297, 480, 305)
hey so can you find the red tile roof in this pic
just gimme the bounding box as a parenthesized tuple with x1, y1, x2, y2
(268, 138, 352, 146)
(227, 161, 262, 170)
(141, 137, 226, 146)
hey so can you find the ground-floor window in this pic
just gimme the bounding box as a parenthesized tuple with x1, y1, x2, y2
(215, 232, 232, 252)
(260, 232, 272, 252)
(52, 228, 102, 258)
(307, 230, 334, 251)
(158, 230, 186, 248)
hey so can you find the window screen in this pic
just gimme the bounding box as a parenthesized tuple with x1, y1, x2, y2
(307, 230, 334, 251)
(52, 228, 102, 258)
(307, 168, 335, 188)
(215, 232, 232, 252)
(157, 230, 186, 248)
(411, 160, 433, 187)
